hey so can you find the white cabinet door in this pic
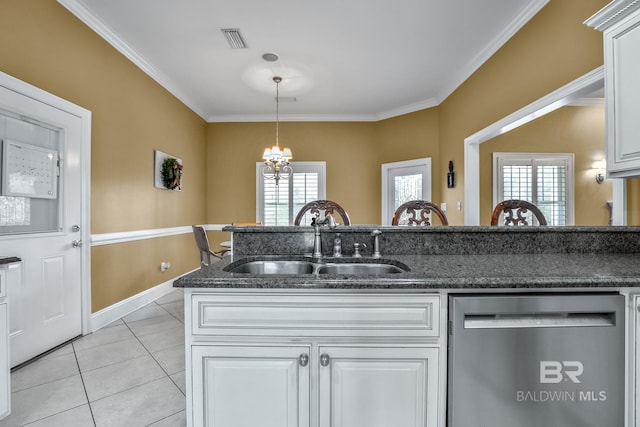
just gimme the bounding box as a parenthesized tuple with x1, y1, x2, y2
(587, 3, 640, 178)
(0, 302, 9, 420)
(318, 346, 439, 427)
(191, 345, 310, 427)
(606, 9, 640, 178)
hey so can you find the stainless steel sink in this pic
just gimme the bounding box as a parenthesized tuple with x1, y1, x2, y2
(224, 258, 410, 275)
(317, 263, 407, 275)
(225, 260, 315, 274)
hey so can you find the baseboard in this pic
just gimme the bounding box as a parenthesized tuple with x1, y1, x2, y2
(90, 269, 197, 332)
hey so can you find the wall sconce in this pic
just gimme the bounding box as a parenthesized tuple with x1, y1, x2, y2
(593, 159, 606, 184)
(447, 160, 455, 188)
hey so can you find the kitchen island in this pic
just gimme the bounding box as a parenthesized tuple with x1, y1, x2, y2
(175, 226, 640, 427)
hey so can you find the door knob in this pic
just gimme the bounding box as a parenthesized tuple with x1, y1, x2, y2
(298, 353, 309, 367)
(71, 225, 80, 232)
(320, 353, 330, 367)
(72, 240, 83, 248)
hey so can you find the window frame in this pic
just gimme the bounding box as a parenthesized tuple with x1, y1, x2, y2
(492, 152, 575, 226)
(256, 161, 326, 225)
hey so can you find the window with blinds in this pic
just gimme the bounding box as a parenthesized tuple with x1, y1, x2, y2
(493, 153, 574, 226)
(257, 162, 326, 225)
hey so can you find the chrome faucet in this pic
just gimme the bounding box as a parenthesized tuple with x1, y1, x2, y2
(312, 214, 336, 258)
(371, 229, 382, 258)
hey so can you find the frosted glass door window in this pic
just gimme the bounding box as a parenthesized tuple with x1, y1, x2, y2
(394, 174, 422, 209)
(0, 113, 60, 234)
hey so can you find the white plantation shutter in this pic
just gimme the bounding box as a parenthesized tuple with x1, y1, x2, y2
(493, 153, 574, 226)
(257, 162, 326, 225)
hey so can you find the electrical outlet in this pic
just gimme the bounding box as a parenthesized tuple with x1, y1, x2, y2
(441, 202, 447, 212)
(160, 261, 171, 272)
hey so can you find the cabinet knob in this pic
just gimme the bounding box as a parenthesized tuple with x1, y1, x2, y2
(298, 353, 309, 367)
(320, 353, 331, 367)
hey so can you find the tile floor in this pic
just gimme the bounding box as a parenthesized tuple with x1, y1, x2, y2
(0, 289, 187, 427)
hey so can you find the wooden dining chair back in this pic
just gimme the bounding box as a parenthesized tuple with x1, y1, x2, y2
(391, 200, 448, 226)
(490, 199, 548, 226)
(294, 200, 351, 226)
(192, 225, 229, 266)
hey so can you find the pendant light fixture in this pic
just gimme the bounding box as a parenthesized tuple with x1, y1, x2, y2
(262, 76, 292, 185)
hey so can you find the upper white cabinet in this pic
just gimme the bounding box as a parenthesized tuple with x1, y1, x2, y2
(587, 1, 640, 178)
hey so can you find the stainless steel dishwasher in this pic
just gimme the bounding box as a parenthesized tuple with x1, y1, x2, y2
(448, 294, 625, 427)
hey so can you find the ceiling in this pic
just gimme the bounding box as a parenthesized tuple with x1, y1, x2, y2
(58, 0, 549, 122)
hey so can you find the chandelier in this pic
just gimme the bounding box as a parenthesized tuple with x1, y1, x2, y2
(262, 76, 292, 185)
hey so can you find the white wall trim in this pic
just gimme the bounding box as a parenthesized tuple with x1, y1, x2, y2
(436, 0, 549, 106)
(90, 270, 196, 332)
(56, 0, 207, 120)
(463, 66, 608, 225)
(91, 224, 229, 246)
(58, 0, 547, 123)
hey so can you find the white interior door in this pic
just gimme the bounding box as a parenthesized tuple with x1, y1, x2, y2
(0, 76, 89, 367)
(381, 158, 432, 225)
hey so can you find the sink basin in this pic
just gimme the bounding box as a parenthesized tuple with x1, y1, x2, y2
(225, 260, 315, 274)
(224, 257, 410, 275)
(317, 263, 407, 275)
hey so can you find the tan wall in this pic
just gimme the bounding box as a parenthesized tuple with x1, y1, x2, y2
(0, 0, 208, 312)
(479, 105, 610, 225)
(376, 108, 442, 207)
(205, 108, 440, 243)
(0, 0, 621, 313)
(439, 0, 609, 225)
(206, 121, 380, 238)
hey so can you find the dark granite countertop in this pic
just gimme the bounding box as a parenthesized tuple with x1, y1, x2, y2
(174, 253, 640, 290)
(175, 227, 640, 290)
(0, 256, 21, 265)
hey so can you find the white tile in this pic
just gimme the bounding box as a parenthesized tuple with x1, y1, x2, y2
(40, 343, 74, 360)
(91, 377, 186, 427)
(1, 375, 88, 426)
(126, 315, 182, 338)
(21, 404, 94, 427)
(102, 319, 124, 329)
(82, 354, 166, 402)
(147, 410, 186, 427)
(75, 337, 147, 372)
(122, 304, 171, 324)
(169, 371, 186, 396)
(137, 325, 184, 354)
(155, 289, 184, 305)
(11, 352, 79, 392)
(72, 324, 135, 352)
(152, 345, 184, 375)
(160, 301, 184, 323)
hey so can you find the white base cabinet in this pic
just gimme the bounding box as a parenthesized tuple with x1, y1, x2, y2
(0, 266, 11, 420)
(185, 291, 444, 427)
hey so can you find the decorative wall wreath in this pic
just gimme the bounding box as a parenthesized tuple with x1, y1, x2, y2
(161, 157, 182, 190)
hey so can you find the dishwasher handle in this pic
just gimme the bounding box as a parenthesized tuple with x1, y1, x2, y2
(463, 311, 616, 329)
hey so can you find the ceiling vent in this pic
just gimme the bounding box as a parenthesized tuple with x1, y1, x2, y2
(221, 28, 248, 49)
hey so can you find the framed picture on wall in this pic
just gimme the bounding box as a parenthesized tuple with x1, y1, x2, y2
(154, 150, 182, 191)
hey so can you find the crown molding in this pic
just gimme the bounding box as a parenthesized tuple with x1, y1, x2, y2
(58, 0, 548, 123)
(585, 0, 640, 31)
(436, 0, 549, 104)
(57, 0, 208, 120)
